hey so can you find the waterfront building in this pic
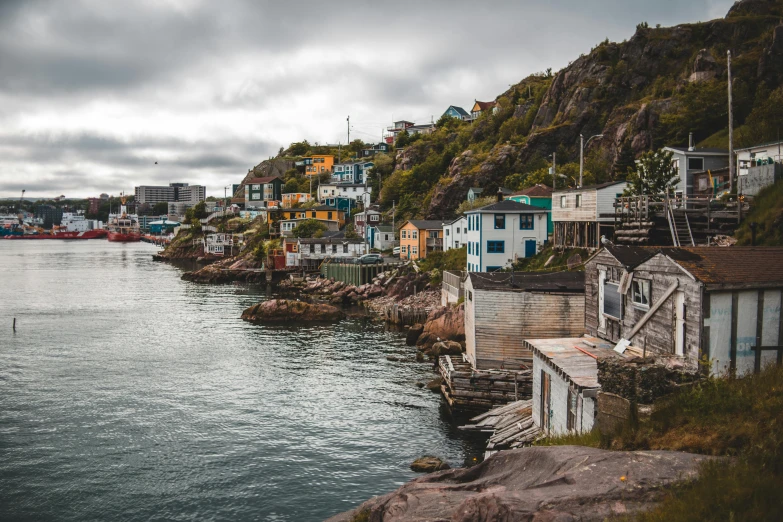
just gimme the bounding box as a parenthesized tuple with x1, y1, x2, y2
(399, 220, 443, 260)
(464, 198, 548, 272)
(443, 216, 467, 251)
(367, 224, 395, 251)
(550, 180, 627, 249)
(134, 183, 205, 205)
(463, 271, 586, 370)
(584, 245, 783, 375)
(293, 237, 367, 269)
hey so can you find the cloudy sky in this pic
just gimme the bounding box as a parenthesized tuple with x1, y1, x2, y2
(0, 0, 734, 199)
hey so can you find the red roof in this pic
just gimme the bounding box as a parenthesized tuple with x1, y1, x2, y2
(474, 100, 496, 111)
(246, 176, 282, 184)
(512, 184, 553, 198)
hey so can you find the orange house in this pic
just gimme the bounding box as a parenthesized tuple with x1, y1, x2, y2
(399, 220, 443, 260)
(281, 193, 313, 207)
(303, 155, 334, 176)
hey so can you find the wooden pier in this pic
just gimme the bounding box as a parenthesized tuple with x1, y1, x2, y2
(320, 260, 399, 287)
(439, 355, 533, 413)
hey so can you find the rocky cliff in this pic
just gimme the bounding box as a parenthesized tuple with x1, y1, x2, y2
(421, 0, 783, 219)
(232, 158, 296, 199)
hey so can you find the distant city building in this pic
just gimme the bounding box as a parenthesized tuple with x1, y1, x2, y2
(34, 205, 63, 226)
(87, 197, 101, 214)
(100, 193, 109, 200)
(134, 183, 206, 205)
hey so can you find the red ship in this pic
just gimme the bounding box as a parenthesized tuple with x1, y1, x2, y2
(1, 229, 108, 240)
(106, 195, 141, 242)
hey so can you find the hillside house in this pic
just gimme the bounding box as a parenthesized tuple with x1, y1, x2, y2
(406, 123, 436, 136)
(332, 161, 374, 184)
(585, 245, 783, 374)
(443, 216, 467, 251)
(528, 337, 619, 436)
(469, 100, 497, 120)
(318, 183, 371, 207)
(274, 206, 345, 237)
(551, 180, 627, 249)
(368, 224, 395, 251)
(295, 237, 366, 269)
(663, 146, 728, 197)
(244, 176, 284, 209)
(464, 271, 586, 370)
(465, 199, 549, 272)
(361, 143, 390, 157)
(399, 220, 443, 260)
(354, 209, 381, 238)
(281, 193, 312, 207)
(508, 184, 553, 235)
(467, 187, 512, 202)
(442, 105, 470, 120)
(384, 120, 414, 144)
(297, 155, 334, 176)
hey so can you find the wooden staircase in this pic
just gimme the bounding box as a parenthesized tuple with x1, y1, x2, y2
(668, 208, 695, 247)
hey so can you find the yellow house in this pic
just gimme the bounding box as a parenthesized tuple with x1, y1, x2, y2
(303, 155, 334, 176)
(281, 193, 313, 207)
(399, 220, 443, 260)
(280, 205, 345, 227)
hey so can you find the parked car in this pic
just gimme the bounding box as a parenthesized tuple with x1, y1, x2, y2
(357, 253, 383, 265)
(392, 246, 400, 257)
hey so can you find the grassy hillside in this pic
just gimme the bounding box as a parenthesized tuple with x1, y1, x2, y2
(735, 178, 783, 246)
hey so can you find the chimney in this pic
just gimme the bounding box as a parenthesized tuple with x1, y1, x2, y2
(496, 188, 504, 202)
(688, 132, 694, 152)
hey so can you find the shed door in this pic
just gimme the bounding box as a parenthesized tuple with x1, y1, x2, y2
(525, 239, 537, 258)
(598, 270, 606, 331)
(674, 291, 685, 356)
(540, 370, 551, 434)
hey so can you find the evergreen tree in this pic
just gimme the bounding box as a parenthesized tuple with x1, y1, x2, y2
(613, 140, 636, 179)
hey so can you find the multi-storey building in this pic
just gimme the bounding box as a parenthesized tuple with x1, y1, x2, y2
(134, 183, 206, 205)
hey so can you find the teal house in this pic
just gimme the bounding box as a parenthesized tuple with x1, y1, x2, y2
(442, 105, 469, 120)
(508, 184, 553, 235)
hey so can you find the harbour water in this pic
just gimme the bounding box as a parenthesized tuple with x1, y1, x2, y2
(0, 241, 482, 521)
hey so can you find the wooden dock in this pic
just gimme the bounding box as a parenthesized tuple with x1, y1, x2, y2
(439, 355, 533, 413)
(460, 399, 543, 459)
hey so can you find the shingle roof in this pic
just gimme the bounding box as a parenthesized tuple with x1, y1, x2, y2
(374, 225, 394, 232)
(604, 246, 783, 288)
(406, 220, 444, 230)
(512, 184, 553, 198)
(734, 140, 783, 152)
(468, 271, 585, 292)
(445, 105, 469, 117)
(467, 199, 549, 213)
(474, 100, 496, 111)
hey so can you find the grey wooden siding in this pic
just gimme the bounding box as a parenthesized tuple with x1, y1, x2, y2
(595, 183, 627, 221)
(585, 251, 703, 369)
(552, 190, 597, 223)
(470, 287, 585, 370)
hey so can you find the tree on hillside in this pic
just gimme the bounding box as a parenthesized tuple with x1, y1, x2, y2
(623, 149, 679, 198)
(613, 140, 636, 179)
(344, 223, 360, 239)
(153, 202, 169, 215)
(395, 130, 411, 148)
(291, 219, 328, 238)
(456, 196, 495, 215)
(287, 141, 310, 156)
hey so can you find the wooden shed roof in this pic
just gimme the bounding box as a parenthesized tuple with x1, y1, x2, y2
(468, 271, 585, 293)
(525, 337, 620, 389)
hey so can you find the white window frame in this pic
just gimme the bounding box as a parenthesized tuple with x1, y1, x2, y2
(560, 195, 567, 208)
(631, 279, 651, 309)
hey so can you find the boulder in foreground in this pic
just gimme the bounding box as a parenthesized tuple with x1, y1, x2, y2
(410, 456, 449, 473)
(241, 299, 345, 323)
(327, 445, 712, 522)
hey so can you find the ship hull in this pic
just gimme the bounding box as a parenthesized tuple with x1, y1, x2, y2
(106, 231, 141, 242)
(1, 230, 108, 240)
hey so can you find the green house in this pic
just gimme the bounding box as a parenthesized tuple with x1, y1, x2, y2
(508, 184, 553, 235)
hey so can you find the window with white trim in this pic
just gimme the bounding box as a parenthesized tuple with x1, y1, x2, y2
(631, 279, 650, 308)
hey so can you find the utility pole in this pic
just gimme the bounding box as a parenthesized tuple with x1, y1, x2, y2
(551, 152, 557, 190)
(579, 134, 604, 188)
(347, 115, 350, 145)
(728, 50, 734, 194)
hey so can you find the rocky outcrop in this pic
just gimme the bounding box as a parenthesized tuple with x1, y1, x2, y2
(406, 324, 424, 345)
(416, 304, 465, 349)
(327, 445, 713, 522)
(410, 456, 450, 473)
(233, 158, 296, 199)
(241, 299, 344, 323)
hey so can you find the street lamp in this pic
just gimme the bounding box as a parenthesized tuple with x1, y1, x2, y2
(579, 134, 604, 188)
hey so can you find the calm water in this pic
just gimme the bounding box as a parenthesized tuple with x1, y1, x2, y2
(0, 241, 481, 521)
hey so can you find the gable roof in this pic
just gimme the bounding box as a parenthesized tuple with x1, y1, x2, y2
(664, 146, 729, 155)
(373, 225, 394, 232)
(468, 271, 585, 293)
(444, 215, 467, 226)
(297, 237, 364, 244)
(246, 176, 282, 184)
(473, 100, 496, 111)
(553, 180, 626, 194)
(466, 199, 549, 213)
(512, 184, 553, 198)
(601, 246, 783, 288)
(405, 220, 444, 230)
(445, 105, 469, 117)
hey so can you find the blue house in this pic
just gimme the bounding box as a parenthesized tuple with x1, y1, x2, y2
(442, 105, 469, 120)
(361, 143, 390, 157)
(333, 161, 374, 184)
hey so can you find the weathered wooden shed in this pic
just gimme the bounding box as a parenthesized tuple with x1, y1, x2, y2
(526, 337, 619, 436)
(585, 245, 783, 374)
(464, 271, 586, 370)
(551, 181, 627, 249)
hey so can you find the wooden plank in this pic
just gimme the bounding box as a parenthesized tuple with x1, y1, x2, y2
(730, 291, 738, 373)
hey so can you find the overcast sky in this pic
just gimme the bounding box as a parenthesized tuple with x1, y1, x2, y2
(0, 0, 734, 199)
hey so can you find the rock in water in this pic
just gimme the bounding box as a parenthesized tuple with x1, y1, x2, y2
(416, 304, 465, 349)
(326, 446, 712, 522)
(406, 323, 424, 345)
(241, 299, 345, 323)
(410, 456, 450, 473)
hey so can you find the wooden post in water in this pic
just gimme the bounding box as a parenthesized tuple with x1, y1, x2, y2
(13, 318, 16, 331)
